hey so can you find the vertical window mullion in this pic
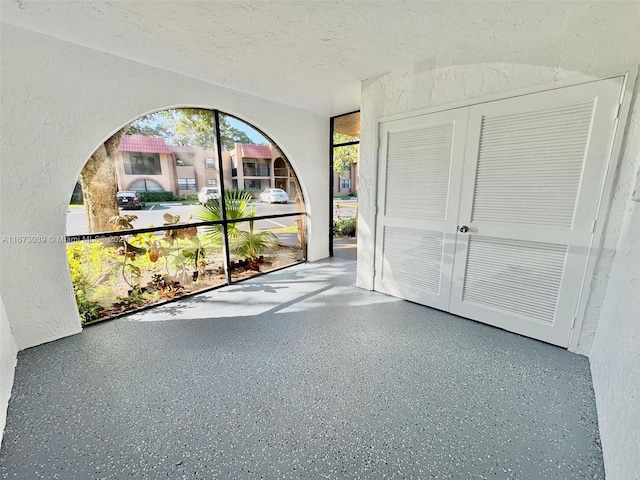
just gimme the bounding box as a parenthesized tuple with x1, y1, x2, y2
(214, 110, 233, 285)
(329, 117, 335, 257)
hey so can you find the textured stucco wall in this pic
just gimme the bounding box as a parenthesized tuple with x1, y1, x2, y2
(0, 24, 329, 351)
(0, 295, 18, 447)
(589, 101, 640, 480)
(358, 64, 640, 478)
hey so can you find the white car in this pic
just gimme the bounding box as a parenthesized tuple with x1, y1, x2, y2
(260, 188, 289, 204)
(198, 187, 220, 204)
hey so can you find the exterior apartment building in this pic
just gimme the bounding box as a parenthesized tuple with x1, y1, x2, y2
(332, 163, 357, 197)
(223, 143, 299, 201)
(116, 135, 220, 195)
(116, 135, 301, 200)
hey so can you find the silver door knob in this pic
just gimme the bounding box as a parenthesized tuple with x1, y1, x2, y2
(459, 226, 469, 233)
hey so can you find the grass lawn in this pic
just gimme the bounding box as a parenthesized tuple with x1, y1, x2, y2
(269, 225, 298, 234)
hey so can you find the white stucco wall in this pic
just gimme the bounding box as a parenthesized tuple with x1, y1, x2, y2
(358, 64, 640, 478)
(0, 24, 329, 351)
(590, 114, 640, 480)
(0, 295, 19, 447)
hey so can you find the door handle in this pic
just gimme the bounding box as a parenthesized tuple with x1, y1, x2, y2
(459, 225, 469, 233)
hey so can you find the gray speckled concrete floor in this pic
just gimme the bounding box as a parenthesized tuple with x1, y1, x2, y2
(1, 258, 604, 479)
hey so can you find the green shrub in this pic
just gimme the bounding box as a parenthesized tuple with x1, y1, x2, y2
(333, 217, 357, 237)
(177, 193, 199, 201)
(139, 191, 175, 202)
(75, 291, 104, 324)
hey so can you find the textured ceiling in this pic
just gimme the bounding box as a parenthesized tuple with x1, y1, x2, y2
(2, 1, 639, 115)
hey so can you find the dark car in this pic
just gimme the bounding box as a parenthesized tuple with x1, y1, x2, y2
(116, 191, 145, 210)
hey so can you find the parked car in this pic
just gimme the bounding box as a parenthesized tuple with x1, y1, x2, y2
(116, 191, 145, 210)
(259, 188, 289, 204)
(198, 187, 220, 204)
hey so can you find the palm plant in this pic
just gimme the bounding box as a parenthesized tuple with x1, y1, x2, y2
(197, 189, 278, 270)
(231, 220, 277, 271)
(197, 189, 255, 243)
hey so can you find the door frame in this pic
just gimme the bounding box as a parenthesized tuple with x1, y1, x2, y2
(372, 66, 637, 351)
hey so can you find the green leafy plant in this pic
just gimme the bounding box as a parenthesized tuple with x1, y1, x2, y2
(177, 193, 199, 202)
(113, 286, 149, 310)
(108, 214, 138, 231)
(198, 189, 277, 270)
(67, 241, 118, 324)
(75, 290, 104, 324)
(232, 221, 278, 271)
(161, 213, 205, 281)
(333, 217, 357, 237)
(139, 191, 174, 202)
(197, 189, 255, 244)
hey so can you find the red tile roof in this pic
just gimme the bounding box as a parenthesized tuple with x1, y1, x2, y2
(241, 144, 272, 159)
(119, 135, 173, 154)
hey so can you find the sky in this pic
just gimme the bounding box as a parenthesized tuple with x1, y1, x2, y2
(226, 116, 269, 145)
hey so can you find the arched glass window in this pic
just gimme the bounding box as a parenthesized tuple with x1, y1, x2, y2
(67, 108, 307, 325)
(128, 179, 164, 191)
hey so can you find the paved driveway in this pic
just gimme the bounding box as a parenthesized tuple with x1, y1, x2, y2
(66, 202, 302, 236)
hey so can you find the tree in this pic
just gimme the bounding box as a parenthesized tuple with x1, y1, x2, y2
(333, 133, 359, 178)
(128, 109, 256, 151)
(80, 125, 129, 233)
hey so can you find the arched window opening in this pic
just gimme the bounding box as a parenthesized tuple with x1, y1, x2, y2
(66, 108, 307, 325)
(128, 179, 164, 191)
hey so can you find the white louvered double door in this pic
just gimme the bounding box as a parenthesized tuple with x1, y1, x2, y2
(375, 77, 624, 347)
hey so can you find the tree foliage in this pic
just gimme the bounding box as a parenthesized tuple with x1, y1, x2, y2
(128, 109, 257, 150)
(333, 133, 358, 178)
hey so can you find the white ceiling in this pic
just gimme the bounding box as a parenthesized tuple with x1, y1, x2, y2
(2, 1, 638, 115)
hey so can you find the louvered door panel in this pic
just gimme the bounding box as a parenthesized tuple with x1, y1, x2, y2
(462, 237, 567, 323)
(381, 227, 444, 295)
(451, 77, 624, 347)
(374, 108, 468, 310)
(472, 102, 595, 228)
(385, 124, 453, 220)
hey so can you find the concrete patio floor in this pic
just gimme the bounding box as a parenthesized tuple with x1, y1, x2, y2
(0, 256, 604, 478)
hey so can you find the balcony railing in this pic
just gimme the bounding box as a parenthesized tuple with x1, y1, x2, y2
(274, 167, 288, 177)
(243, 167, 270, 176)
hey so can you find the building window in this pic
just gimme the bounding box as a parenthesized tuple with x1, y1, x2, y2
(123, 152, 161, 175)
(129, 179, 164, 191)
(205, 157, 216, 169)
(207, 179, 217, 187)
(175, 153, 195, 166)
(178, 178, 197, 190)
(245, 179, 270, 191)
(244, 160, 270, 176)
(340, 178, 351, 190)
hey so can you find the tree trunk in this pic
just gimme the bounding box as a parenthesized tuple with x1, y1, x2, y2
(80, 126, 129, 232)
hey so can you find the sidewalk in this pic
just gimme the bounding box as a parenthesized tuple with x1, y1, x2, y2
(333, 236, 356, 261)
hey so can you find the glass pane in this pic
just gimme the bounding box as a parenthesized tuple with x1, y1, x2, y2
(69, 108, 222, 236)
(67, 224, 226, 324)
(228, 216, 306, 282)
